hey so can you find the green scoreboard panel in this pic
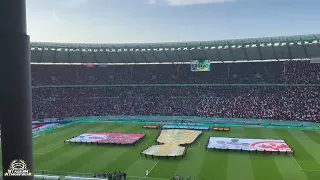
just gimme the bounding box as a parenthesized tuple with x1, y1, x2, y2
(190, 60, 211, 72)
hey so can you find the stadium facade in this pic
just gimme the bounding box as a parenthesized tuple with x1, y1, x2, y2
(30, 34, 320, 64)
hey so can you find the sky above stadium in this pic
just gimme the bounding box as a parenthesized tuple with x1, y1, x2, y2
(27, 0, 320, 43)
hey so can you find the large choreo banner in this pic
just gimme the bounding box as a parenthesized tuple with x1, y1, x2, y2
(66, 132, 145, 144)
(207, 137, 293, 152)
(142, 129, 202, 156)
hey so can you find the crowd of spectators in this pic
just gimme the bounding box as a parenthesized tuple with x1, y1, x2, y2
(32, 86, 320, 122)
(31, 61, 320, 122)
(31, 61, 320, 85)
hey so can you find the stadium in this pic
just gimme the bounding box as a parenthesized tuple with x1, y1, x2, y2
(0, 33, 315, 180)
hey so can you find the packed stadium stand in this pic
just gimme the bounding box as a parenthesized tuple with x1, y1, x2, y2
(31, 34, 320, 122)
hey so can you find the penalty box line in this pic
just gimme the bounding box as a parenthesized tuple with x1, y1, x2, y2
(291, 156, 302, 170)
(314, 131, 320, 147)
(279, 136, 320, 172)
(280, 135, 320, 172)
(145, 160, 160, 178)
(291, 156, 320, 172)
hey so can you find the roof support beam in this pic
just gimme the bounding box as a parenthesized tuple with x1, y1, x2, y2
(120, 46, 131, 63)
(300, 37, 310, 59)
(160, 44, 173, 63)
(173, 48, 184, 62)
(285, 37, 293, 60)
(214, 42, 223, 61)
(149, 45, 161, 63)
(186, 43, 195, 60)
(255, 39, 264, 60)
(270, 38, 279, 60)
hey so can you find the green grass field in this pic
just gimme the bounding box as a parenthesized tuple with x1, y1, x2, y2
(3, 123, 320, 180)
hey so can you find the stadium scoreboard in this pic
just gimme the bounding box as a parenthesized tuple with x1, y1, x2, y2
(190, 60, 211, 72)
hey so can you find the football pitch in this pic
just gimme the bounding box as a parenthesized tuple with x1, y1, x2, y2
(2, 123, 320, 180)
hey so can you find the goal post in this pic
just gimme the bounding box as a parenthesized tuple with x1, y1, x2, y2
(33, 130, 45, 139)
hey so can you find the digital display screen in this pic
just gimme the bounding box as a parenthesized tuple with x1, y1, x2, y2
(190, 60, 211, 72)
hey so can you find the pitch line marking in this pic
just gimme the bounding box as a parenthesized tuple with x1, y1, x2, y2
(146, 140, 152, 147)
(291, 156, 302, 170)
(196, 142, 200, 147)
(302, 169, 320, 172)
(145, 160, 160, 178)
(285, 136, 320, 172)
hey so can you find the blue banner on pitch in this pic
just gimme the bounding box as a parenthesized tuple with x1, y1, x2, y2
(162, 125, 209, 130)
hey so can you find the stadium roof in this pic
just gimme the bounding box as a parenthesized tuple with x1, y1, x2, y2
(30, 34, 320, 64)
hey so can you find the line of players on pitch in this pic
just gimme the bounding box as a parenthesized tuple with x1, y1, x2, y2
(170, 175, 191, 180)
(92, 171, 192, 180)
(206, 146, 295, 155)
(93, 170, 126, 180)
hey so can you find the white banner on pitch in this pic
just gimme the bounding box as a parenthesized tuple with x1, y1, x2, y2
(207, 137, 292, 152)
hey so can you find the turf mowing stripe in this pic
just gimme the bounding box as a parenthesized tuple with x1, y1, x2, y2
(98, 126, 152, 174)
(72, 125, 143, 173)
(291, 156, 303, 170)
(200, 149, 229, 180)
(172, 132, 208, 179)
(261, 129, 310, 180)
(302, 171, 320, 180)
(145, 160, 160, 177)
(34, 144, 79, 170)
(53, 124, 137, 173)
(199, 131, 229, 180)
(145, 159, 181, 179)
(30, 123, 320, 180)
(32, 124, 80, 143)
(227, 153, 254, 180)
(53, 125, 121, 173)
(125, 158, 162, 178)
(34, 144, 66, 155)
(129, 129, 195, 179)
(33, 123, 101, 151)
(274, 129, 319, 171)
(33, 123, 86, 141)
(288, 130, 320, 165)
(303, 131, 320, 147)
(34, 123, 107, 153)
(125, 130, 160, 177)
(201, 127, 258, 179)
(35, 124, 109, 170)
(245, 128, 282, 180)
(273, 156, 309, 180)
